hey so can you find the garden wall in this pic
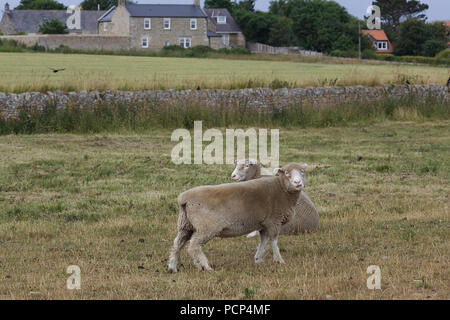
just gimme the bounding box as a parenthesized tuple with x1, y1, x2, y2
(1, 84, 448, 119)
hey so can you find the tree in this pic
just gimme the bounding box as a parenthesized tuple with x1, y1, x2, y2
(395, 19, 447, 56)
(372, 0, 429, 41)
(236, 0, 255, 12)
(38, 19, 68, 34)
(80, 0, 135, 10)
(16, 0, 66, 10)
(80, 0, 115, 10)
(268, 15, 296, 46)
(204, 0, 233, 12)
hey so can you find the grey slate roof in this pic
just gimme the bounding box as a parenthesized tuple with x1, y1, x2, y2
(3, 10, 105, 33)
(204, 8, 241, 33)
(99, 4, 207, 21)
(207, 30, 221, 37)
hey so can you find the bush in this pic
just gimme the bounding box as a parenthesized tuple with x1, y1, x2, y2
(38, 19, 68, 34)
(329, 49, 358, 58)
(423, 39, 447, 57)
(435, 49, 450, 64)
(162, 44, 185, 52)
(217, 47, 251, 55)
(362, 49, 377, 60)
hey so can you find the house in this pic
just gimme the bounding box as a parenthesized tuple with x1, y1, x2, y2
(361, 29, 394, 54)
(98, 1, 245, 50)
(0, 3, 105, 35)
(204, 8, 246, 49)
(99, 0, 211, 49)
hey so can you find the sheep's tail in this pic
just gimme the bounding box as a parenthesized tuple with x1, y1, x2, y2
(177, 194, 194, 234)
(246, 230, 260, 238)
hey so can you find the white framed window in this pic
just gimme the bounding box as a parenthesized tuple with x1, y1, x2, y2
(141, 37, 148, 48)
(377, 41, 387, 50)
(190, 19, 197, 30)
(179, 37, 191, 48)
(163, 18, 171, 30)
(222, 34, 229, 46)
(103, 22, 107, 31)
(164, 41, 170, 47)
(144, 18, 151, 30)
(217, 16, 226, 24)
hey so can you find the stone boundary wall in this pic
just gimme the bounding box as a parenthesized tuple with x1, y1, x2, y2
(0, 35, 131, 50)
(1, 85, 448, 119)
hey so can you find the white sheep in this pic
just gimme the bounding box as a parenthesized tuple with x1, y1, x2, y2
(167, 163, 308, 272)
(231, 158, 319, 238)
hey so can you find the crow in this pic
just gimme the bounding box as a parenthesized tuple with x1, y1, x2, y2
(446, 77, 450, 87)
(405, 79, 411, 85)
(196, 86, 201, 91)
(48, 67, 65, 73)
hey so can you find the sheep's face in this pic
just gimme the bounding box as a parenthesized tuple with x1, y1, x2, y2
(275, 163, 307, 192)
(231, 159, 258, 182)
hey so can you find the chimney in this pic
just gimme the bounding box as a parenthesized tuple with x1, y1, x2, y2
(5, 3, 10, 13)
(193, 0, 200, 6)
(118, 0, 125, 6)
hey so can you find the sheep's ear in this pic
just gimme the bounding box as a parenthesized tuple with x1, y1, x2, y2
(300, 163, 308, 170)
(274, 168, 284, 175)
(248, 158, 257, 165)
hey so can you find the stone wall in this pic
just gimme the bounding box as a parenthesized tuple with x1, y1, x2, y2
(0, 34, 131, 50)
(1, 85, 448, 120)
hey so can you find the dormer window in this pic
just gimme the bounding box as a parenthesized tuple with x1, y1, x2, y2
(217, 16, 226, 24)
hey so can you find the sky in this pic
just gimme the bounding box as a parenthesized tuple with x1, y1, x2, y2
(1, 0, 449, 21)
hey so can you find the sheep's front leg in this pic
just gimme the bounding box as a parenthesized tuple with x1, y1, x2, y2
(271, 237, 285, 264)
(254, 230, 269, 263)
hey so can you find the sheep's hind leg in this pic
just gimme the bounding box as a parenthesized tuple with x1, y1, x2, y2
(254, 230, 269, 263)
(271, 237, 285, 264)
(188, 232, 214, 271)
(168, 229, 192, 273)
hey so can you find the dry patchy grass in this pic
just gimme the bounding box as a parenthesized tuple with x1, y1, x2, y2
(0, 121, 449, 299)
(0, 52, 448, 93)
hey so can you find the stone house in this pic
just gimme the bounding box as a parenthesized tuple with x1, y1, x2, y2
(98, 0, 245, 50)
(204, 8, 245, 49)
(0, 3, 105, 35)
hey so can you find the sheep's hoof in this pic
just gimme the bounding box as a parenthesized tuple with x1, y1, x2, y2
(167, 265, 178, 273)
(274, 258, 285, 264)
(255, 258, 264, 264)
(201, 266, 213, 271)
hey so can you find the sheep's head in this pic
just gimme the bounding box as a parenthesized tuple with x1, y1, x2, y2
(274, 163, 307, 193)
(231, 158, 259, 182)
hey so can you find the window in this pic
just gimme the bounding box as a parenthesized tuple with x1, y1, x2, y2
(165, 41, 170, 47)
(103, 22, 107, 31)
(141, 37, 148, 48)
(217, 16, 226, 24)
(179, 37, 191, 48)
(164, 18, 171, 30)
(222, 34, 229, 46)
(377, 41, 387, 50)
(190, 19, 197, 30)
(144, 18, 151, 30)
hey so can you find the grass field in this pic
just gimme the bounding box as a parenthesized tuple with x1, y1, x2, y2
(0, 121, 448, 299)
(0, 52, 448, 93)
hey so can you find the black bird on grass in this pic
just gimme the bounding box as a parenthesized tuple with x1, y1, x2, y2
(446, 77, 450, 87)
(405, 79, 411, 85)
(196, 86, 201, 91)
(48, 67, 65, 73)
